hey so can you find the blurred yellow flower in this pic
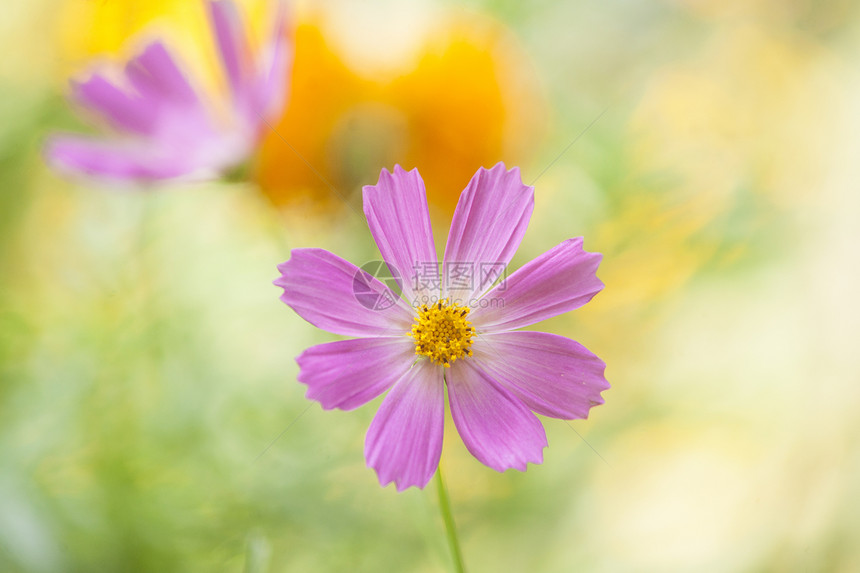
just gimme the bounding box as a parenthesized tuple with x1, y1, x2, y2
(59, 0, 200, 59)
(57, 0, 270, 92)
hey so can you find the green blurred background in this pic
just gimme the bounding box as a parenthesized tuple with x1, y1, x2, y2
(2, 0, 859, 571)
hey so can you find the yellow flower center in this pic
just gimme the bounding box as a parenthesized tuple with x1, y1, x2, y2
(410, 299, 475, 368)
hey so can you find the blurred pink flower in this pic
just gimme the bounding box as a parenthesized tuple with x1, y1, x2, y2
(275, 163, 609, 491)
(45, 0, 290, 183)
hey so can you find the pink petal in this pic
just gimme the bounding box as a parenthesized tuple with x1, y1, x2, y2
(122, 44, 219, 150)
(207, 0, 252, 106)
(71, 73, 156, 134)
(275, 248, 414, 337)
(297, 337, 416, 411)
(447, 360, 547, 472)
(365, 361, 444, 491)
(256, 0, 292, 120)
(472, 331, 609, 419)
(44, 135, 189, 181)
(123, 42, 200, 106)
(363, 166, 438, 305)
(470, 238, 604, 332)
(442, 163, 534, 303)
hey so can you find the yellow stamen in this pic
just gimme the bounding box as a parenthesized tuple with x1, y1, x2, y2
(410, 298, 475, 368)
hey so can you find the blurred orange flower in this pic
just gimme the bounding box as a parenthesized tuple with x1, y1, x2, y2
(255, 14, 544, 218)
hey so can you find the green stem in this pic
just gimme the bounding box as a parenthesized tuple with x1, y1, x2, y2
(435, 466, 466, 573)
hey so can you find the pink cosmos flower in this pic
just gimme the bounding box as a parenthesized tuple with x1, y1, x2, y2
(45, 0, 290, 183)
(275, 163, 609, 491)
